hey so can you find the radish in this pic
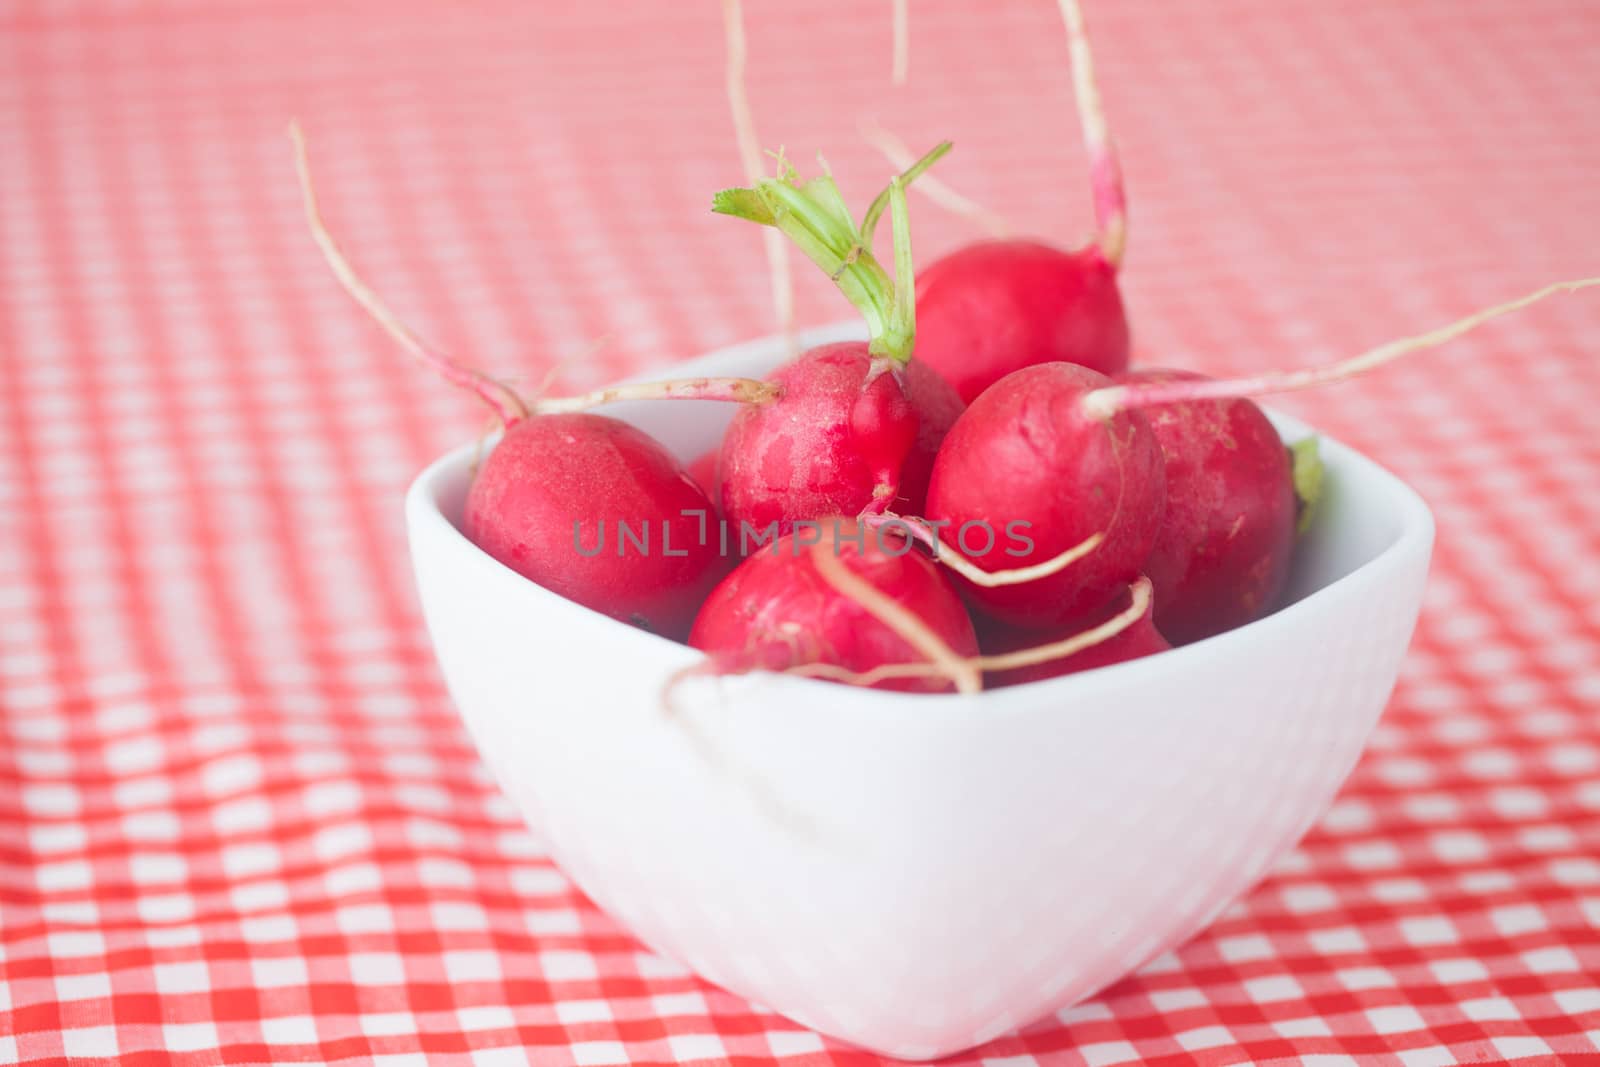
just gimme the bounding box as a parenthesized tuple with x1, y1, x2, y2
(464, 414, 732, 638)
(931, 277, 1598, 633)
(907, 0, 1131, 402)
(1080, 279, 1600, 415)
(713, 155, 964, 533)
(290, 124, 770, 638)
(1115, 369, 1296, 645)
(688, 518, 981, 694)
(924, 362, 1167, 629)
(980, 581, 1170, 688)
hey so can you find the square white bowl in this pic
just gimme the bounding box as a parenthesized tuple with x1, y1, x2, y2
(406, 324, 1433, 1059)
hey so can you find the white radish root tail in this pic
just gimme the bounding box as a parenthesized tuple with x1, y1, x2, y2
(529, 375, 781, 414)
(858, 118, 1011, 238)
(809, 546, 984, 694)
(789, 576, 1155, 689)
(981, 576, 1151, 672)
(660, 652, 826, 841)
(891, 0, 910, 86)
(292, 122, 776, 422)
(1083, 276, 1600, 417)
(1057, 0, 1127, 268)
(289, 121, 530, 426)
(722, 0, 796, 343)
(527, 334, 612, 403)
(864, 512, 1104, 587)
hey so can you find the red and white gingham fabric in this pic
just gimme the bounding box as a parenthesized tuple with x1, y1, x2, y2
(3, 1, 1599, 1063)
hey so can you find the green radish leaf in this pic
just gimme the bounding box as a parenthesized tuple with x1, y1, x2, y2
(712, 187, 775, 225)
(798, 174, 857, 237)
(860, 140, 953, 245)
(711, 144, 951, 366)
(1291, 436, 1324, 535)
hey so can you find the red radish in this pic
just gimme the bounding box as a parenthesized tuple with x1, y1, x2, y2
(981, 582, 1170, 688)
(924, 362, 1166, 629)
(688, 524, 1152, 695)
(916, 241, 1128, 404)
(466, 415, 729, 638)
(291, 124, 754, 639)
(1116, 368, 1295, 645)
(713, 156, 964, 534)
(1081, 279, 1600, 416)
(1057, 278, 1600, 639)
(688, 519, 980, 694)
(905, 0, 1131, 402)
(711, 568, 1156, 693)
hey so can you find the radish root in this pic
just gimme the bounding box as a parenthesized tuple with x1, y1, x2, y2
(808, 546, 984, 694)
(1083, 276, 1600, 417)
(527, 334, 613, 403)
(864, 512, 1104, 587)
(661, 651, 826, 841)
(858, 118, 1010, 238)
(790, 576, 1154, 689)
(722, 0, 795, 341)
(1057, 0, 1126, 268)
(891, 0, 909, 85)
(293, 122, 778, 421)
(981, 576, 1151, 672)
(530, 375, 781, 414)
(289, 121, 530, 426)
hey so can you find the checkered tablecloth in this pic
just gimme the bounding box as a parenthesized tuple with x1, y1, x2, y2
(3, 1, 1599, 1063)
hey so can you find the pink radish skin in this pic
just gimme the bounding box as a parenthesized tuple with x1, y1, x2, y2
(914, 241, 1129, 403)
(924, 362, 1165, 629)
(466, 414, 728, 641)
(980, 583, 1170, 687)
(719, 343, 961, 534)
(688, 519, 978, 693)
(1117, 368, 1295, 644)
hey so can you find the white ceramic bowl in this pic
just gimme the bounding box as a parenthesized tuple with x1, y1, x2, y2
(406, 325, 1434, 1059)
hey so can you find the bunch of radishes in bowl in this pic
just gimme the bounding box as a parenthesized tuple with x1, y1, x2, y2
(289, 0, 1593, 1054)
(292, 78, 1583, 699)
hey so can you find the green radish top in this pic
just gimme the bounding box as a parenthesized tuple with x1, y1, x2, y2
(1290, 436, 1324, 535)
(713, 143, 950, 366)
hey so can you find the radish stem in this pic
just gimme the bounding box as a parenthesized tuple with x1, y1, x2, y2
(860, 139, 954, 249)
(1083, 277, 1600, 417)
(1058, 0, 1126, 268)
(808, 546, 983, 694)
(289, 121, 529, 427)
(530, 376, 780, 414)
(714, 160, 920, 364)
(791, 576, 1153, 689)
(858, 118, 1009, 238)
(294, 123, 775, 423)
(865, 513, 1104, 587)
(978, 576, 1151, 671)
(1290, 437, 1323, 536)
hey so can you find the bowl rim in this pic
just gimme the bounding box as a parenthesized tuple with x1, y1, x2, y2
(406, 325, 1435, 711)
